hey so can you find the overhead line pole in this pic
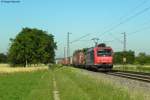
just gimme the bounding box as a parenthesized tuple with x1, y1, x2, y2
(122, 32, 127, 68)
(67, 32, 71, 64)
(122, 32, 126, 52)
(64, 47, 66, 60)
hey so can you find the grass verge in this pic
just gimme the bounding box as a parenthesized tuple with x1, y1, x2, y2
(0, 70, 53, 100)
(54, 66, 144, 100)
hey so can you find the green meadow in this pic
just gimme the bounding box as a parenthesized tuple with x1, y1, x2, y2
(0, 65, 147, 100)
(0, 70, 53, 100)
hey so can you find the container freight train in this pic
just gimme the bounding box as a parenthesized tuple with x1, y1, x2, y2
(61, 43, 113, 71)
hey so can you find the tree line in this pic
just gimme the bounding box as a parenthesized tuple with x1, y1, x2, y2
(1, 50, 150, 65)
(113, 50, 150, 65)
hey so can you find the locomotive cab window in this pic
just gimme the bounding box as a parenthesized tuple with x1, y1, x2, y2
(97, 49, 112, 56)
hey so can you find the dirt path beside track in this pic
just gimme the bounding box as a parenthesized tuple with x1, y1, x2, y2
(53, 76, 60, 100)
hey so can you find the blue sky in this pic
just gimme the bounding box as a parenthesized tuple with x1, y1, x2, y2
(0, 0, 150, 57)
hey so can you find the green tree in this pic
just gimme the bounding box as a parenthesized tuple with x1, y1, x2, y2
(8, 27, 57, 67)
(124, 50, 135, 64)
(113, 50, 135, 64)
(135, 52, 147, 65)
(146, 55, 150, 64)
(113, 52, 123, 64)
(0, 53, 8, 63)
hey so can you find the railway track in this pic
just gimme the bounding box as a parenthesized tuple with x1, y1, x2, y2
(106, 70, 150, 83)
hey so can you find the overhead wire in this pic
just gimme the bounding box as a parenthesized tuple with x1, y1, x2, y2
(99, 0, 150, 37)
(101, 6, 150, 37)
(109, 33, 123, 43)
(70, 33, 92, 44)
(59, 0, 149, 47)
(119, 0, 148, 20)
(100, 0, 148, 36)
(58, 0, 150, 53)
(128, 25, 150, 36)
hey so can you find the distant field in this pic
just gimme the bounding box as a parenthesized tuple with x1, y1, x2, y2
(114, 65, 150, 72)
(0, 64, 48, 73)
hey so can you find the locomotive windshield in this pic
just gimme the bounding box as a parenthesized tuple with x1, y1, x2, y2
(97, 49, 112, 56)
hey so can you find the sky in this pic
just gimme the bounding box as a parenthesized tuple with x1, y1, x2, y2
(0, 0, 150, 57)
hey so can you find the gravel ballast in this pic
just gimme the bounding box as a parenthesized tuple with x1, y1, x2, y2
(78, 68, 150, 100)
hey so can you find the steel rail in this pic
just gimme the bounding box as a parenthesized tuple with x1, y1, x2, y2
(106, 70, 150, 83)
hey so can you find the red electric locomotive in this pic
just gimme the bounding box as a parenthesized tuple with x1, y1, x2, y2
(72, 43, 113, 71)
(61, 43, 113, 71)
(85, 43, 113, 71)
